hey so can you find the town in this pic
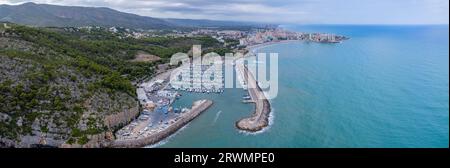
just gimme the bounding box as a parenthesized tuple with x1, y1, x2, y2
(68, 25, 349, 49)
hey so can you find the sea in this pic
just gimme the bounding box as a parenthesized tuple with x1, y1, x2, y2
(153, 25, 449, 148)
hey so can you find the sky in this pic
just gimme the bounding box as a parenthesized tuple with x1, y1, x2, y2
(1, 0, 449, 24)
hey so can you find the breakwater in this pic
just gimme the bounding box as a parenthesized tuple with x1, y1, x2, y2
(111, 100, 213, 148)
(235, 63, 271, 132)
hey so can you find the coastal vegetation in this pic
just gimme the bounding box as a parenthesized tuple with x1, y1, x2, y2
(0, 23, 229, 147)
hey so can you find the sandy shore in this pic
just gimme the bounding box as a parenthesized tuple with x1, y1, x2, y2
(111, 100, 213, 148)
(246, 40, 302, 53)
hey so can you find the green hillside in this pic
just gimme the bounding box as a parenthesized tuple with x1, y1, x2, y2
(0, 2, 174, 29)
(0, 23, 227, 147)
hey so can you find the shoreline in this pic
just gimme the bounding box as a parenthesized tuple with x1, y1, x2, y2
(111, 100, 213, 148)
(246, 40, 302, 53)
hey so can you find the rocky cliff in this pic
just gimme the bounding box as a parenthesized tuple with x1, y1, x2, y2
(0, 23, 141, 148)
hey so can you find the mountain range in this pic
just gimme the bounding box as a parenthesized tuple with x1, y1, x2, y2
(0, 2, 263, 29)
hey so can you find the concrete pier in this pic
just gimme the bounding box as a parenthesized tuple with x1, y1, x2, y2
(235, 63, 271, 132)
(111, 100, 213, 148)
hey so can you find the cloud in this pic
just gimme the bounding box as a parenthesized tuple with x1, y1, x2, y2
(0, 0, 448, 24)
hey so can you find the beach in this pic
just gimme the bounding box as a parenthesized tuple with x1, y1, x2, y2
(246, 40, 302, 52)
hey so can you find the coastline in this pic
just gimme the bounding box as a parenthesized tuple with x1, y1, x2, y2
(246, 40, 302, 53)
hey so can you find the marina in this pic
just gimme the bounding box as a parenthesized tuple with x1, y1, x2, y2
(169, 57, 226, 94)
(114, 67, 213, 147)
(113, 44, 271, 146)
(113, 99, 213, 148)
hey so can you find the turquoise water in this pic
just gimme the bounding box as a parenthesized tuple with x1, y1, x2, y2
(158, 25, 449, 148)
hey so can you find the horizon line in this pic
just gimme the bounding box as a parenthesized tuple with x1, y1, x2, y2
(2, 2, 449, 26)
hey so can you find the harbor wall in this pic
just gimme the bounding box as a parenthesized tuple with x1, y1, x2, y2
(235, 63, 272, 132)
(111, 100, 213, 148)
